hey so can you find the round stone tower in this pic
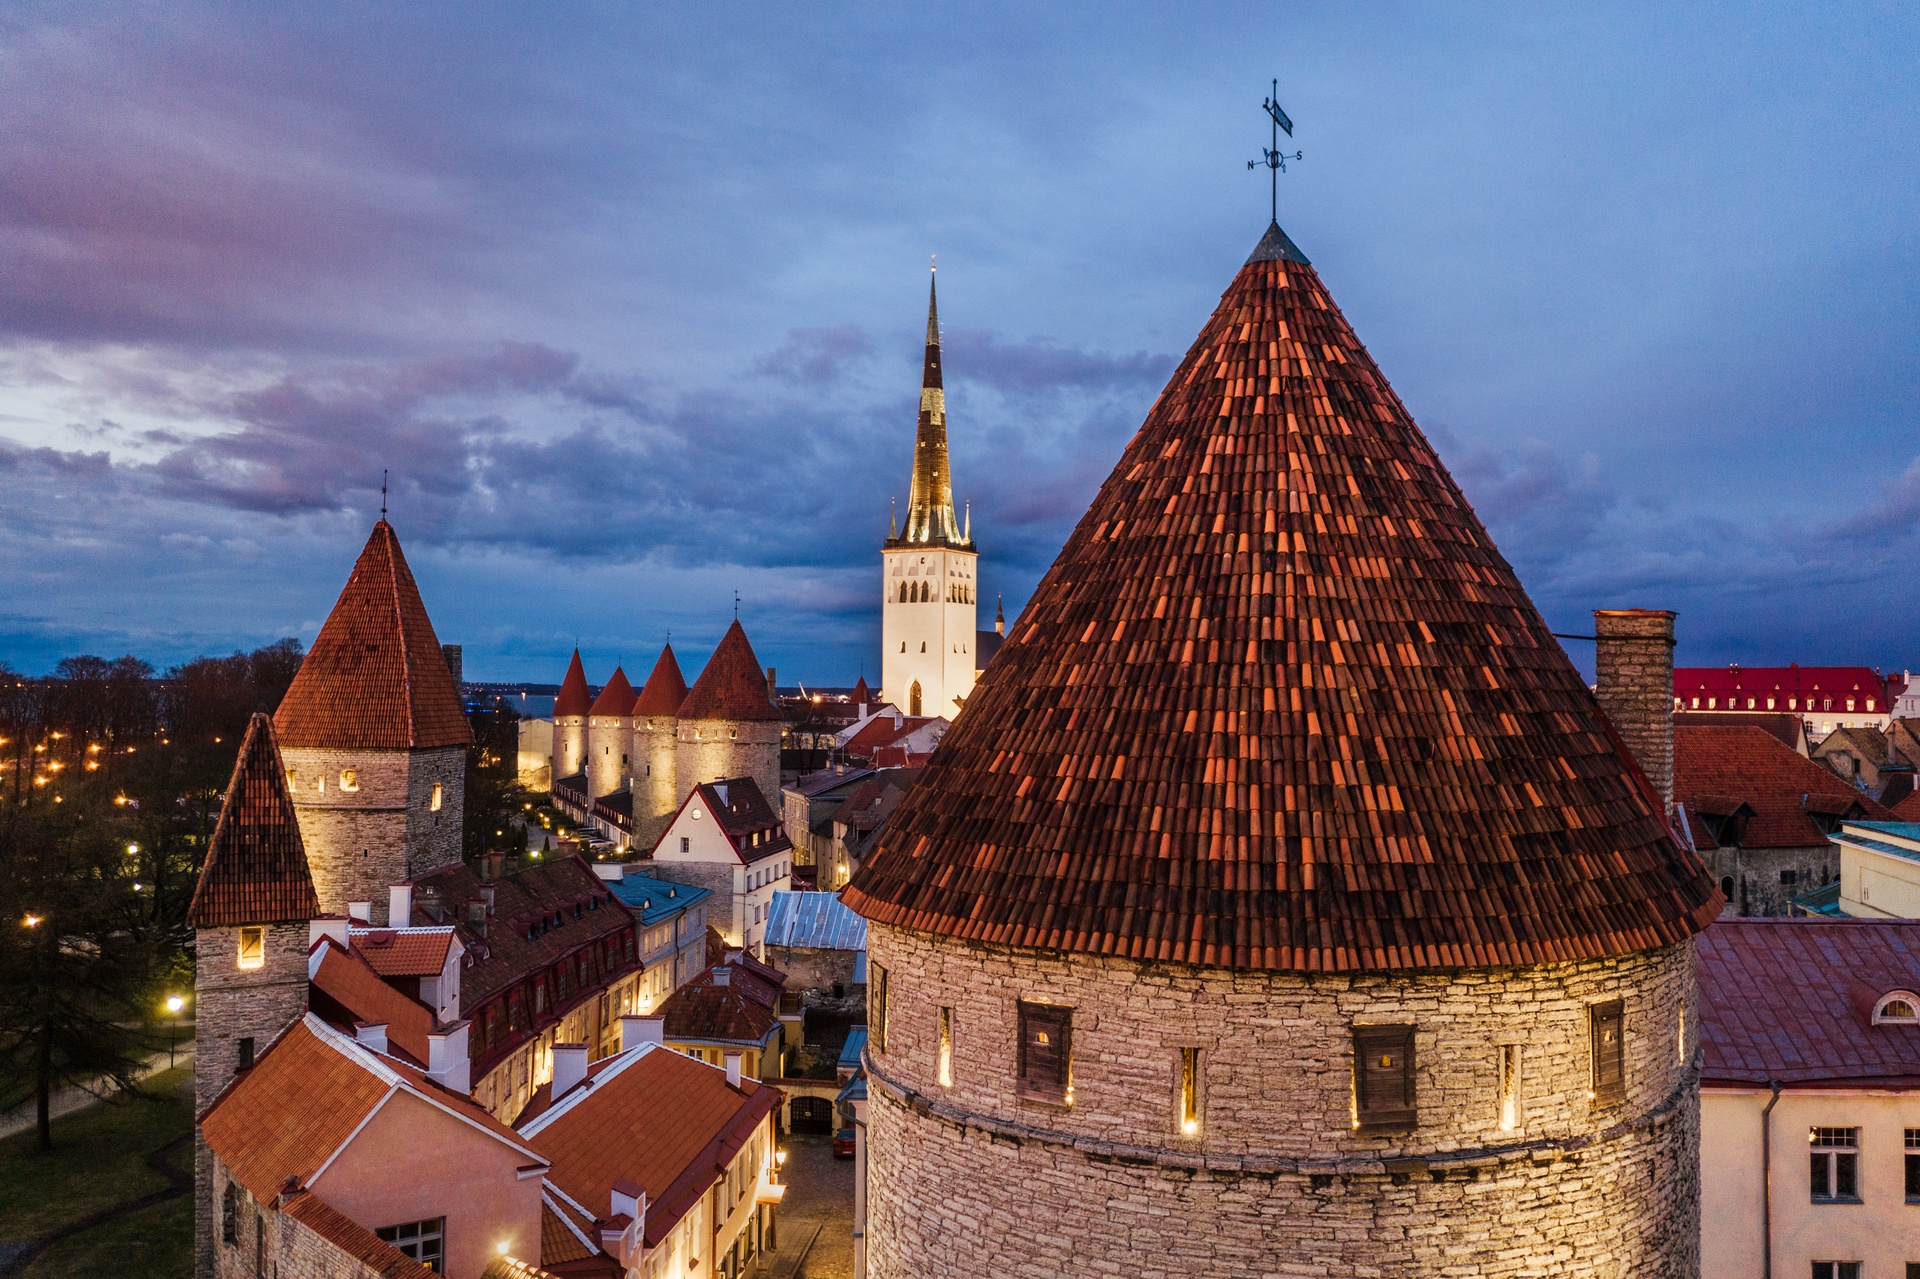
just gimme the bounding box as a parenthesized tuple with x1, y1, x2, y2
(631, 644, 689, 848)
(842, 218, 1722, 1278)
(586, 663, 635, 801)
(674, 620, 782, 814)
(551, 648, 591, 786)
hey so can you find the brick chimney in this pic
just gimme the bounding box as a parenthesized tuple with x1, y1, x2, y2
(1593, 609, 1676, 812)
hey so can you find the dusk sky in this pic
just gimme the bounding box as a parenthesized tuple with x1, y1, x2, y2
(3, 3, 1916, 687)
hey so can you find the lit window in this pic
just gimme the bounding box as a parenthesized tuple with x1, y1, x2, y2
(938, 1007, 953, 1087)
(1874, 992, 1920, 1024)
(1589, 1000, 1625, 1106)
(237, 926, 265, 971)
(1016, 1000, 1071, 1104)
(1867, 699, 1876, 712)
(1498, 1043, 1522, 1130)
(1789, 697, 1798, 709)
(1810, 1128, 1859, 1203)
(1766, 697, 1775, 710)
(339, 769, 359, 792)
(284, 768, 297, 790)
(1177, 1046, 1203, 1136)
(1690, 697, 1700, 708)
(871, 962, 889, 1054)
(1707, 697, 1717, 709)
(430, 783, 443, 813)
(376, 1219, 445, 1272)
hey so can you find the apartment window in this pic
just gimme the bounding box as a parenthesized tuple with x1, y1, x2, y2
(1016, 1001, 1072, 1104)
(1590, 1001, 1625, 1106)
(1907, 1129, 1920, 1201)
(1497, 1044, 1522, 1131)
(236, 926, 266, 971)
(376, 1218, 446, 1272)
(1177, 1046, 1203, 1136)
(870, 962, 889, 1054)
(430, 783, 443, 812)
(1812, 1264, 1861, 1279)
(1810, 1127, 1860, 1202)
(338, 768, 359, 792)
(1352, 1024, 1416, 1131)
(937, 1007, 953, 1087)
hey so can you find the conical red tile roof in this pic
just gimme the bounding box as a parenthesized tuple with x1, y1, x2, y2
(843, 223, 1721, 972)
(589, 665, 635, 717)
(273, 522, 473, 750)
(189, 714, 320, 928)
(554, 650, 592, 719)
(677, 621, 780, 722)
(852, 676, 873, 705)
(632, 645, 689, 717)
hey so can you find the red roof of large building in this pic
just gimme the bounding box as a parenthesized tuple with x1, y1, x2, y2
(843, 221, 1721, 972)
(308, 938, 440, 1067)
(632, 645, 689, 718)
(676, 621, 779, 722)
(589, 666, 635, 718)
(1674, 725, 1892, 849)
(554, 650, 592, 719)
(188, 714, 320, 928)
(274, 522, 472, 750)
(345, 926, 456, 978)
(1698, 919, 1920, 1085)
(1675, 664, 1891, 713)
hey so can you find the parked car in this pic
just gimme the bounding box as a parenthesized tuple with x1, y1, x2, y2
(832, 1127, 856, 1158)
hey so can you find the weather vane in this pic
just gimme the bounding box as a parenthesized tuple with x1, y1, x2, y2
(1248, 79, 1302, 225)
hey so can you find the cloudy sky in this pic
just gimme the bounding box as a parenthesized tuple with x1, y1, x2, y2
(2, 3, 1916, 685)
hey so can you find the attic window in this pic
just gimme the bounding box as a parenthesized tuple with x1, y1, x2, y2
(285, 768, 297, 790)
(339, 769, 359, 793)
(236, 926, 265, 971)
(1873, 992, 1920, 1024)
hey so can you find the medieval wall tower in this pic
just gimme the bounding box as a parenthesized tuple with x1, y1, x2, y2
(585, 664, 635, 801)
(273, 520, 472, 924)
(188, 713, 320, 1279)
(882, 270, 978, 719)
(631, 644, 688, 848)
(550, 649, 590, 784)
(843, 218, 1722, 1278)
(674, 620, 781, 812)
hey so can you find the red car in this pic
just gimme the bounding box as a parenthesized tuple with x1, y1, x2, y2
(832, 1128, 856, 1158)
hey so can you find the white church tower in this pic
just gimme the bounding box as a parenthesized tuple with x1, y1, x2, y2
(882, 269, 978, 718)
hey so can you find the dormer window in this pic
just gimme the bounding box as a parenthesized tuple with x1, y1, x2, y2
(1873, 992, 1920, 1024)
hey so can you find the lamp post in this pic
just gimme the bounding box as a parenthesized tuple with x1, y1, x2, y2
(165, 995, 185, 1067)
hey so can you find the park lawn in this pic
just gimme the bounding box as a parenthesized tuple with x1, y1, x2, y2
(0, 1065, 193, 1245)
(23, 1191, 191, 1279)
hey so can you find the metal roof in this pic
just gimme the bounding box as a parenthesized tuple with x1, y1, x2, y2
(607, 872, 712, 925)
(839, 1026, 868, 1071)
(764, 891, 869, 952)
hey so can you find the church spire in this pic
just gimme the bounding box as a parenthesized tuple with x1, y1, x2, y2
(899, 267, 966, 546)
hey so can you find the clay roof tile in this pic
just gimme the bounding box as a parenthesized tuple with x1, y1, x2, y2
(632, 646, 690, 718)
(676, 622, 779, 722)
(553, 650, 592, 719)
(187, 714, 319, 928)
(589, 666, 636, 718)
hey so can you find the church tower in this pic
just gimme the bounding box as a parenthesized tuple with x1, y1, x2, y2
(188, 713, 319, 1279)
(551, 648, 591, 785)
(273, 520, 472, 923)
(632, 644, 688, 848)
(882, 269, 979, 719)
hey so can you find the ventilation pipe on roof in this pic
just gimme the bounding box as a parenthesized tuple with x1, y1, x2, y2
(551, 1043, 588, 1098)
(1593, 609, 1677, 817)
(348, 901, 372, 924)
(725, 1051, 743, 1088)
(388, 884, 413, 928)
(354, 1023, 389, 1054)
(620, 1015, 665, 1051)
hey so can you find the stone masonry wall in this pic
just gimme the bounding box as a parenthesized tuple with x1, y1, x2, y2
(210, 1156, 405, 1279)
(1594, 609, 1676, 811)
(634, 717, 678, 850)
(400, 746, 464, 880)
(195, 922, 309, 1279)
(675, 720, 780, 819)
(864, 924, 1701, 1278)
(1703, 843, 1836, 917)
(282, 746, 463, 921)
(587, 713, 629, 801)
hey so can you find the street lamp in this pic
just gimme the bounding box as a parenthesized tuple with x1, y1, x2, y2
(165, 995, 185, 1067)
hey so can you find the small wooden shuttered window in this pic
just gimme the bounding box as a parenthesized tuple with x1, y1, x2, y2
(1352, 1024, 1416, 1131)
(1016, 1001, 1072, 1104)
(1590, 1000, 1625, 1105)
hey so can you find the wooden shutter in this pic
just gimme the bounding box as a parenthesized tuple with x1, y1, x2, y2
(1352, 1024, 1417, 1131)
(1017, 1001, 1072, 1103)
(1590, 1000, 1625, 1105)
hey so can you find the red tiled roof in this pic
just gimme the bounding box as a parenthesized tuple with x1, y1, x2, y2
(519, 1047, 781, 1247)
(1698, 919, 1920, 1084)
(843, 715, 938, 757)
(1672, 710, 1804, 753)
(1676, 664, 1888, 711)
(483, 1252, 567, 1279)
(539, 1197, 599, 1267)
(677, 621, 779, 722)
(851, 676, 873, 704)
(632, 645, 689, 718)
(682, 779, 791, 864)
(188, 714, 320, 928)
(280, 1190, 439, 1279)
(1675, 725, 1892, 849)
(274, 522, 473, 750)
(1895, 791, 1920, 822)
(554, 650, 592, 719)
(843, 222, 1721, 972)
(308, 939, 439, 1067)
(589, 666, 635, 718)
(346, 927, 455, 978)
(657, 966, 781, 1044)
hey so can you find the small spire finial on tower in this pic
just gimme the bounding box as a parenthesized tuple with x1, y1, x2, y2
(964, 499, 971, 542)
(733, 590, 740, 619)
(995, 593, 1005, 635)
(380, 469, 388, 520)
(890, 496, 898, 540)
(1247, 78, 1302, 226)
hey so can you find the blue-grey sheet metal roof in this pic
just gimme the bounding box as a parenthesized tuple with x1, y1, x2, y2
(764, 891, 869, 951)
(839, 1026, 868, 1070)
(1846, 821, 1920, 841)
(607, 872, 713, 924)
(836, 1073, 867, 1105)
(851, 949, 867, 984)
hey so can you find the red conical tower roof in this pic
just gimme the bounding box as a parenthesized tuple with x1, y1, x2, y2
(852, 676, 873, 705)
(553, 650, 592, 719)
(844, 223, 1721, 973)
(677, 621, 780, 722)
(633, 645, 690, 717)
(189, 714, 320, 928)
(589, 665, 636, 717)
(274, 522, 472, 750)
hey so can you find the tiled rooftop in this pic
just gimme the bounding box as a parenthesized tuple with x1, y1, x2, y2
(1675, 725, 1892, 849)
(676, 621, 780, 722)
(345, 926, 455, 978)
(1671, 710, 1804, 753)
(308, 938, 440, 1067)
(589, 665, 635, 718)
(633, 645, 689, 718)
(686, 778, 790, 864)
(658, 966, 781, 1044)
(189, 713, 320, 928)
(281, 1190, 440, 1279)
(843, 221, 1721, 972)
(553, 650, 592, 719)
(273, 521, 472, 751)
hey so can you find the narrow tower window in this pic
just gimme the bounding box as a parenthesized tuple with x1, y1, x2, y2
(236, 926, 265, 971)
(937, 1006, 953, 1087)
(910, 682, 923, 716)
(429, 782, 443, 812)
(870, 962, 889, 1054)
(1497, 1044, 1522, 1131)
(1016, 1001, 1072, 1104)
(1178, 1046, 1202, 1135)
(1589, 1000, 1625, 1105)
(338, 768, 359, 792)
(1352, 1024, 1416, 1131)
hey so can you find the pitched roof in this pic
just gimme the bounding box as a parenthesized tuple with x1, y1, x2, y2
(482, 1253, 566, 1279)
(842, 714, 941, 759)
(1672, 710, 1805, 754)
(345, 927, 455, 978)
(273, 522, 473, 750)
(603, 873, 710, 925)
(1675, 725, 1893, 849)
(1816, 724, 1897, 766)
(851, 676, 873, 705)
(589, 666, 635, 718)
(764, 892, 869, 952)
(554, 650, 592, 719)
(280, 1190, 440, 1279)
(517, 1046, 782, 1247)
(658, 968, 781, 1044)
(676, 622, 780, 722)
(843, 220, 1721, 973)
(188, 713, 320, 928)
(308, 938, 440, 1067)
(1697, 918, 1920, 1085)
(1676, 664, 1889, 708)
(1895, 790, 1920, 822)
(685, 779, 790, 863)
(632, 646, 689, 718)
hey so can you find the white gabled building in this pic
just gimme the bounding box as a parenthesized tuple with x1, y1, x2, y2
(648, 778, 792, 955)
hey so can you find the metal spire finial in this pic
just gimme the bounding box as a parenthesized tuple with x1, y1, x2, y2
(733, 590, 740, 619)
(380, 469, 388, 519)
(1247, 79, 1302, 225)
